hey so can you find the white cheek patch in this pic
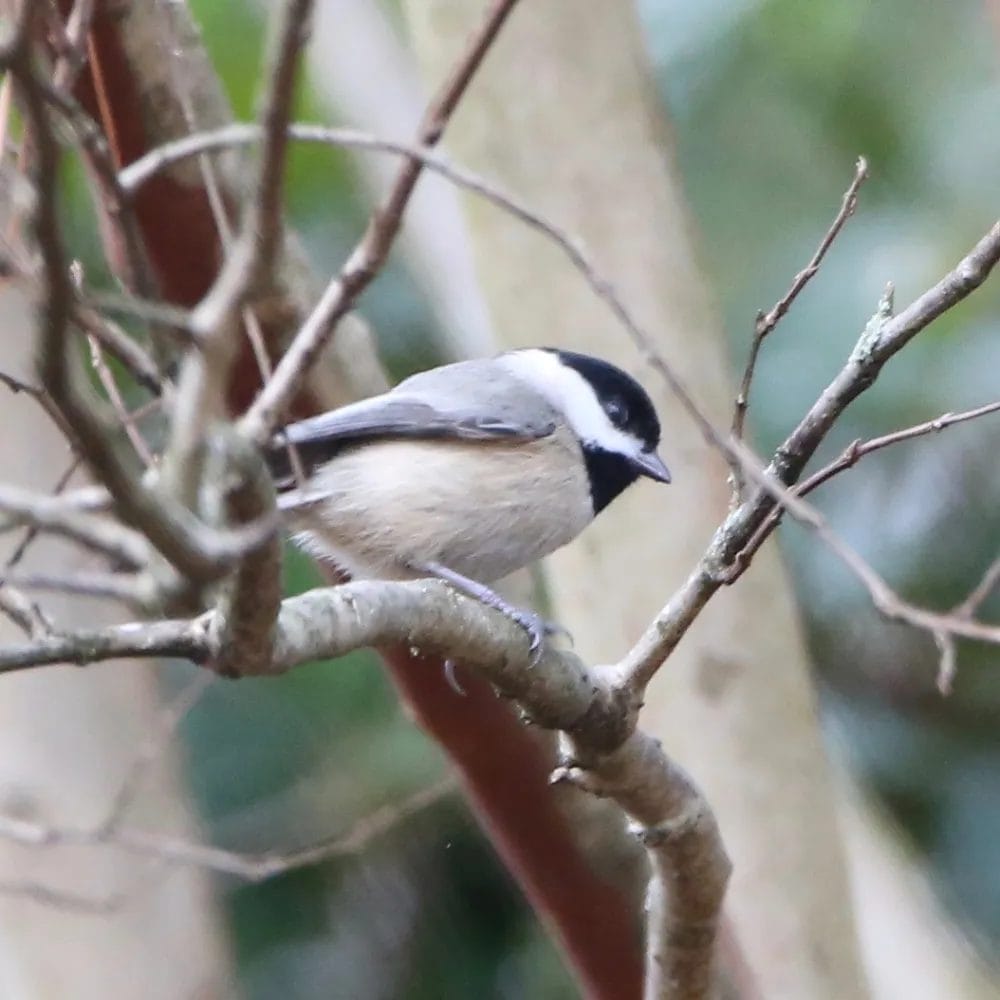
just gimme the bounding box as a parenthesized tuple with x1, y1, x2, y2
(500, 349, 644, 458)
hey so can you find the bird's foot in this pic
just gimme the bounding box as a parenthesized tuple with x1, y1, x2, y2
(411, 561, 571, 664)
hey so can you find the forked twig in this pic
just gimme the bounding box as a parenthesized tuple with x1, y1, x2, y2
(730, 157, 869, 497)
(725, 399, 1000, 584)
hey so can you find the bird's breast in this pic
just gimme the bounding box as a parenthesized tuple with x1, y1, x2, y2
(287, 428, 593, 583)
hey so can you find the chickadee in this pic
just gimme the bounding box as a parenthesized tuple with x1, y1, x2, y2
(265, 348, 670, 653)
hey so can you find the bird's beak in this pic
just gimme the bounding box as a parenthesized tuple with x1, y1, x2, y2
(630, 449, 671, 483)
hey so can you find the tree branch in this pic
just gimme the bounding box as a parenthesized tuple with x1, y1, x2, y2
(0, 573, 729, 994)
(953, 551, 1000, 620)
(10, 44, 259, 586)
(618, 221, 1000, 694)
(0, 483, 149, 565)
(730, 156, 868, 496)
(165, 0, 316, 511)
(239, 0, 523, 443)
(725, 399, 1000, 584)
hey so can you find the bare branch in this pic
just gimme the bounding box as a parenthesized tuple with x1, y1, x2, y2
(618, 222, 1000, 693)
(239, 0, 524, 443)
(74, 302, 163, 397)
(724, 437, 1000, 694)
(0, 569, 153, 607)
(0, 584, 52, 638)
(86, 336, 157, 468)
(4, 456, 82, 569)
(766, 223, 1000, 489)
(726, 399, 1000, 582)
(35, 74, 156, 298)
(0, 776, 455, 883)
(730, 157, 868, 496)
(49, 0, 95, 92)
(10, 44, 253, 585)
(97, 673, 214, 837)
(0, 616, 207, 671)
(0, 483, 149, 566)
(117, 776, 455, 880)
(199, 432, 282, 677)
(0, 366, 76, 441)
(0, 579, 619, 742)
(953, 551, 1000, 620)
(87, 292, 198, 346)
(0, 879, 126, 916)
(554, 733, 729, 999)
(165, 0, 316, 511)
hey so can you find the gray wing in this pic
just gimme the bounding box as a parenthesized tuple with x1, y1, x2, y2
(280, 395, 555, 447)
(266, 383, 556, 488)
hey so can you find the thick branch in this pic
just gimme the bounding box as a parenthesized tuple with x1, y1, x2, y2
(200, 431, 282, 677)
(0, 572, 728, 997)
(556, 732, 730, 1000)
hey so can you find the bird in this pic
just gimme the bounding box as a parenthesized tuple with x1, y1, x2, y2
(265, 347, 670, 659)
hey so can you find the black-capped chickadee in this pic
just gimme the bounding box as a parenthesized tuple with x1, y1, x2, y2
(266, 348, 670, 653)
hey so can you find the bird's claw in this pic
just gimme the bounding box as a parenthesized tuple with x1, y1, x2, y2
(507, 608, 571, 664)
(443, 658, 466, 696)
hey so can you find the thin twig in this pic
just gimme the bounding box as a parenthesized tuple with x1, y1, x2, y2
(725, 399, 1000, 583)
(617, 223, 1000, 694)
(87, 292, 198, 345)
(5, 456, 82, 570)
(162, 0, 305, 490)
(0, 584, 52, 637)
(723, 436, 1000, 695)
(12, 35, 247, 585)
(0, 366, 76, 441)
(87, 335, 156, 467)
(74, 302, 163, 395)
(240, 0, 523, 442)
(0, 776, 455, 882)
(953, 551, 1000, 620)
(166, 0, 315, 512)
(0, 569, 153, 606)
(97, 673, 214, 836)
(35, 73, 155, 298)
(0, 483, 149, 566)
(729, 157, 869, 498)
(0, 879, 126, 915)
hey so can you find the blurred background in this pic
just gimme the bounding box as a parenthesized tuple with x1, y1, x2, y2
(45, 0, 1000, 995)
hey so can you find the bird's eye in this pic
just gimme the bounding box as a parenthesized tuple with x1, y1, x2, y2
(604, 398, 628, 425)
